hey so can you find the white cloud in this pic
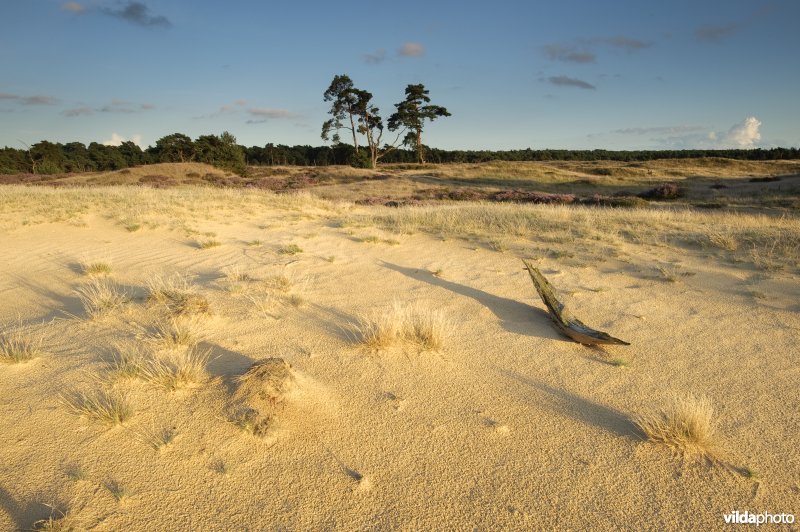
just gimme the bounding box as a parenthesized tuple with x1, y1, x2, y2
(103, 133, 143, 147)
(398, 42, 425, 57)
(720, 116, 761, 147)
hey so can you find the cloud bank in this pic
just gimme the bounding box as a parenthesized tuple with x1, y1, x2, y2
(608, 117, 764, 149)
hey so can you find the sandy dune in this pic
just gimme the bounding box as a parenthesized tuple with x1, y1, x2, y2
(0, 186, 797, 530)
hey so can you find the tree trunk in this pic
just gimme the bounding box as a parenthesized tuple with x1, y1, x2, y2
(416, 130, 425, 164)
(348, 109, 359, 152)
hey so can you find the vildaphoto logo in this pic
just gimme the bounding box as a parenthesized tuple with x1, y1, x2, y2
(723, 510, 795, 526)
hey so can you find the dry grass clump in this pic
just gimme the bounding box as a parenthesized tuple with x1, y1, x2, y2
(261, 271, 310, 309)
(136, 346, 211, 391)
(135, 424, 178, 450)
(197, 238, 222, 249)
(62, 388, 134, 426)
(146, 273, 211, 316)
(75, 279, 130, 318)
(356, 301, 449, 351)
(278, 243, 303, 255)
(80, 259, 113, 277)
(31, 507, 84, 531)
(634, 393, 718, 458)
(145, 316, 206, 350)
(263, 273, 293, 293)
(108, 343, 147, 380)
(108, 340, 210, 390)
(0, 324, 44, 364)
(222, 264, 254, 283)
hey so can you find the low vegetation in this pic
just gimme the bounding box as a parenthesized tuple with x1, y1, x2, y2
(75, 279, 130, 318)
(635, 393, 718, 458)
(146, 273, 211, 316)
(356, 301, 449, 351)
(0, 324, 44, 364)
(80, 259, 112, 277)
(62, 388, 134, 426)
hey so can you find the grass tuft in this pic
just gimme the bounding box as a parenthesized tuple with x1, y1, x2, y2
(0, 324, 44, 364)
(356, 301, 449, 351)
(136, 424, 178, 450)
(278, 243, 303, 255)
(80, 259, 112, 277)
(62, 388, 134, 426)
(634, 393, 718, 458)
(146, 316, 205, 351)
(31, 506, 83, 531)
(75, 279, 129, 318)
(197, 238, 222, 249)
(136, 346, 211, 391)
(146, 273, 211, 316)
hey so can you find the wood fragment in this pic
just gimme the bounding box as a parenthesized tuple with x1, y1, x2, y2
(522, 259, 630, 346)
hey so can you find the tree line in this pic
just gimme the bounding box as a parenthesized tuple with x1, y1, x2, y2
(3, 131, 800, 177)
(0, 132, 247, 175)
(3, 137, 798, 176)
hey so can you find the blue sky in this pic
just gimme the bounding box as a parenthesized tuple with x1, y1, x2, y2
(1, 0, 798, 151)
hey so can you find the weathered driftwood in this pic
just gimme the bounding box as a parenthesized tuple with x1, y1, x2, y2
(522, 259, 630, 346)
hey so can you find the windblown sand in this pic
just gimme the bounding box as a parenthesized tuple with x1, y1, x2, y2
(0, 186, 797, 530)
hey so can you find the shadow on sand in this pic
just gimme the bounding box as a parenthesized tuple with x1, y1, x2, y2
(379, 261, 562, 340)
(499, 369, 644, 440)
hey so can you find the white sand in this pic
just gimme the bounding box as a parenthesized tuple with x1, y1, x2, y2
(0, 187, 797, 530)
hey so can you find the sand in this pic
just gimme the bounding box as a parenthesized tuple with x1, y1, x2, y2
(0, 186, 797, 530)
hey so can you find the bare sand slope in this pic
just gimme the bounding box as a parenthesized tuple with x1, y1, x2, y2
(0, 187, 797, 530)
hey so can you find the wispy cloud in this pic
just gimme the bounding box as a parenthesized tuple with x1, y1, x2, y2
(694, 22, 740, 43)
(610, 125, 706, 136)
(62, 106, 94, 117)
(543, 44, 596, 64)
(543, 35, 652, 64)
(694, 5, 778, 44)
(100, 1, 171, 28)
(0, 93, 60, 105)
(548, 76, 595, 90)
(398, 42, 425, 57)
(602, 36, 653, 51)
(246, 107, 297, 124)
(61, 100, 154, 117)
(364, 49, 387, 64)
(193, 100, 247, 119)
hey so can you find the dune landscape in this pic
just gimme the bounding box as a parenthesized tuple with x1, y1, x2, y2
(1, 161, 798, 529)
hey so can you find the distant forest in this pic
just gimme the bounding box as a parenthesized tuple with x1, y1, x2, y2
(1, 133, 798, 175)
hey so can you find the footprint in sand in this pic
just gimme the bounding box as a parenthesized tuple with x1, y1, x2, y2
(476, 410, 510, 434)
(383, 391, 406, 412)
